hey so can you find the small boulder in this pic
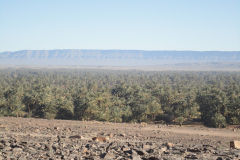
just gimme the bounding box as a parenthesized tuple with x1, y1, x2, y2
(132, 152, 142, 160)
(140, 122, 147, 127)
(159, 147, 167, 153)
(54, 126, 60, 130)
(103, 151, 116, 160)
(0, 143, 4, 149)
(165, 142, 174, 149)
(108, 133, 114, 138)
(122, 146, 131, 152)
(119, 133, 126, 137)
(143, 144, 151, 150)
(134, 149, 145, 156)
(230, 141, 240, 149)
(146, 149, 154, 153)
(92, 136, 109, 142)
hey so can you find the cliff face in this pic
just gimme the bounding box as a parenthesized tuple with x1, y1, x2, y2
(0, 50, 240, 68)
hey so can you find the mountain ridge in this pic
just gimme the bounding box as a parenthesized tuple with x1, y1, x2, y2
(0, 50, 240, 70)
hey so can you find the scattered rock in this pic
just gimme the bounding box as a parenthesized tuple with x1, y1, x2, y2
(143, 144, 151, 150)
(12, 148, 23, 152)
(232, 150, 240, 157)
(52, 144, 58, 151)
(69, 135, 82, 139)
(0, 117, 237, 159)
(216, 157, 223, 160)
(187, 147, 201, 153)
(148, 157, 159, 160)
(185, 154, 198, 159)
(108, 133, 114, 138)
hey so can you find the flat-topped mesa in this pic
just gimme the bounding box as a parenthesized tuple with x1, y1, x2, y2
(1, 50, 240, 68)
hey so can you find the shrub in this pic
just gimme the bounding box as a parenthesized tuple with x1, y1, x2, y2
(207, 113, 227, 128)
(56, 108, 73, 120)
(44, 112, 56, 120)
(175, 116, 185, 126)
(228, 117, 240, 125)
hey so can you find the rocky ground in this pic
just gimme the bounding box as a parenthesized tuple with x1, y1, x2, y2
(0, 117, 240, 160)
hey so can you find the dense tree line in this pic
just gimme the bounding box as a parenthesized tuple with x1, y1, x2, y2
(0, 69, 240, 127)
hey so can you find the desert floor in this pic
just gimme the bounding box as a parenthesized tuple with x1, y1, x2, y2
(0, 117, 240, 160)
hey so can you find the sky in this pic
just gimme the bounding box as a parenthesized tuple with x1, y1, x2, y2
(0, 0, 239, 52)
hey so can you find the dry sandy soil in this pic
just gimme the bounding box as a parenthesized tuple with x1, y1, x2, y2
(0, 117, 240, 160)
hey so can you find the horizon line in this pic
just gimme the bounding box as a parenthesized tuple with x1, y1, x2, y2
(1, 49, 240, 53)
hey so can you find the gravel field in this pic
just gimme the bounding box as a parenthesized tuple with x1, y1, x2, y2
(0, 117, 240, 160)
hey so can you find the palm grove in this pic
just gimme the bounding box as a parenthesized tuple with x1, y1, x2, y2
(0, 69, 240, 128)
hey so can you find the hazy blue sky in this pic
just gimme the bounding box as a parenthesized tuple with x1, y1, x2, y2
(0, 0, 239, 51)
